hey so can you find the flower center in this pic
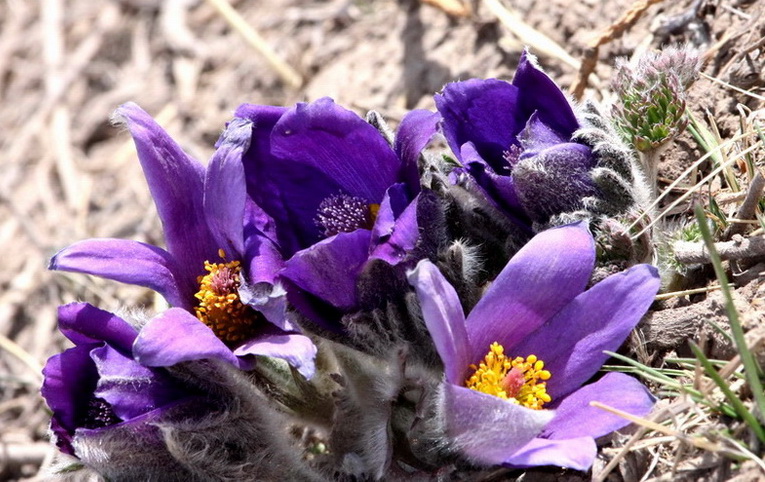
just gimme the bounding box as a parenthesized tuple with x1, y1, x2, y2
(315, 193, 380, 237)
(194, 250, 259, 345)
(465, 342, 551, 410)
(82, 397, 120, 429)
(502, 144, 523, 168)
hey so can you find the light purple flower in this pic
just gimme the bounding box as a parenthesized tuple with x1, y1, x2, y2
(435, 51, 599, 227)
(407, 222, 659, 470)
(41, 303, 194, 458)
(234, 99, 439, 331)
(49, 103, 316, 377)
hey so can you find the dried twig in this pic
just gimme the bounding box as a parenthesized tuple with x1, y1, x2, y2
(204, 0, 303, 89)
(675, 234, 765, 265)
(724, 171, 765, 239)
(570, 0, 664, 99)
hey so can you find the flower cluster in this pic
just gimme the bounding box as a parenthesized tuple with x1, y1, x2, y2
(44, 51, 661, 479)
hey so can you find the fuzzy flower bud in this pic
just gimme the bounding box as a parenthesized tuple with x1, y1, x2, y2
(612, 45, 701, 152)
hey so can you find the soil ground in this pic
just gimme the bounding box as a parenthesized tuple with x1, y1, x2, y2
(1, 0, 764, 480)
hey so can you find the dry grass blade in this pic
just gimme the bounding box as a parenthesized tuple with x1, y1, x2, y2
(631, 140, 762, 240)
(0, 334, 43, 382)
(482, 0, 586, 76)
(654, 285, 720, 300)
(701, 71, 765, 102)
(590, 401, 722, 452)
(593, 400, 697, 482)
(628, 130, 755, 233)
(204, 0, 303, 89)
(421, 0, 471, 17)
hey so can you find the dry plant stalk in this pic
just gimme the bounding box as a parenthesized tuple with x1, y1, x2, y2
(482, 0, 583, 73)
(204, 0, 303, 88)
(570, 0, 665, 99)
(675, 234, 765, 265)
(421, 0, 471, 17)
(723, 171, 765, 239)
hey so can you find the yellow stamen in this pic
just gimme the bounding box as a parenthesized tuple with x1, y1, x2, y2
(193, 258, 257, 344)
(369, 203, 381, 225)
(465, 342, 552, 410)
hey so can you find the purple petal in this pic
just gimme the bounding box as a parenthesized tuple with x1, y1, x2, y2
(132, 308, 246, 369)
(234, 103, 289, 123)
(239, 280, 295, 332)
(460, 142, 530, 228)
(284, 285, 345, 334)
(513, 264, 660, 399)
(57, 303, 137, 353)
(501, 436, 597, 470)
(234, 332, 317, 379)
(435, 79, 523, 171)
(465, 223, 595, 361)
(370, 192, 419, 265)
(394, 109, 440, 194)
(512, 51, 579, 139)
(543, 372, 655, 440)
(370, 183, 407, 248)
(50, 239, 191, 309)
(272, 98, 401, 201)
(517, 112, 570, 158)
(247, 98, 401, 254)
(243, 198, 278, 247)
(91, 345, 186, 421)
(204, 117, 252, 258)
(407, 261, 470, 384)
(114, 103, 218, 281)
(444, 384, 554, 465)
(281, 230, 372, 311)
(41, 346, 98, 455)
(242, 233, 284, 286)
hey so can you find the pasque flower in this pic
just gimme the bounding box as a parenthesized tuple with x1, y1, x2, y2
(408, 222, 660, 469)
(435, 51, 643, 229)
(41, 303, 194, 468)
(233, 99, 439, 332)
(49, 103, 316, 377)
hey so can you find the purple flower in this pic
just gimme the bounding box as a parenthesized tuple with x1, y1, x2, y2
(234, 99, 439, 331)
(49, 103, 316, 377)
(41, 303, 193, 459)
(407, 222, 660, 470)
(435, 51, 599, 227)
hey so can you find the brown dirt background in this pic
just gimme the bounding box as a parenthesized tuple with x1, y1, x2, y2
(1, 0, 764, 480)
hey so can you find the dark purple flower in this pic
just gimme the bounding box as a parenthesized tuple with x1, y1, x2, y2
(408, 222, 660, 470)
(235, 99, 439, 331)
(41, 303, 192, 458)
(435, 51, 599, 227)
(49, 103, 316, 377)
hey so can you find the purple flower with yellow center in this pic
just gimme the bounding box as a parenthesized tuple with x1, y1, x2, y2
(49, 103, 316, 377)
(41, 303, 194, 460)
(435, 51, 599, 227)
(408, 222, 660, 470)
(233, 99, 439, 331)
